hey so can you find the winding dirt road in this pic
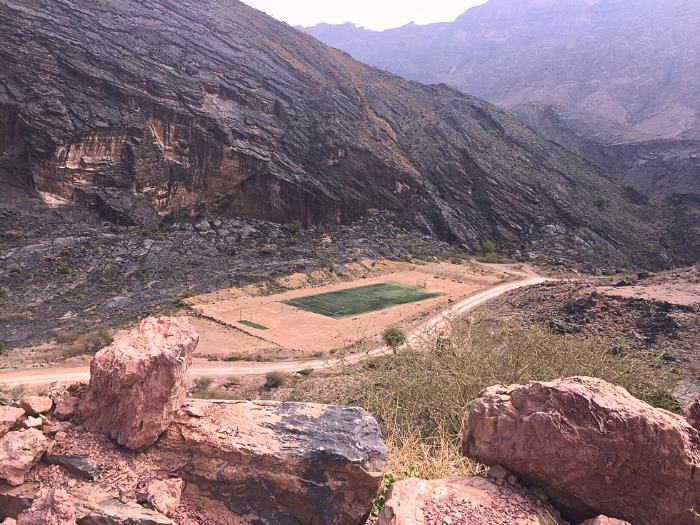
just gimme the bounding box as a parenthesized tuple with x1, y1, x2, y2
(0, 276, 547, 387)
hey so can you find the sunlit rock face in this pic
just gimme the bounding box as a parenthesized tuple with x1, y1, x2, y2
(0, 0, 677, 267)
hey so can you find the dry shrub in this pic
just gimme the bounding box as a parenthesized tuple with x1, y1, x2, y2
(62, 328, 113, 358)
(352, 317, 678, 481)
(265, 371, 290, 389)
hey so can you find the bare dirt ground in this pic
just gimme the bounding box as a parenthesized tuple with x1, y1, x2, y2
(186, 259, 532, 357)
(596, 267, 700, 306)
(0, 273, 546, 391)
(0, 258, 533, 370)
(483, 266, 700, 376)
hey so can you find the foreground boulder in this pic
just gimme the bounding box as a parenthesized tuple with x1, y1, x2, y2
(0, 430, 48, 486)
(153, 400, 387, 525)
(76, 317, 199, 449)
(377, 475, 566, 525)
(463, 377, 700, 525)
(0, 407, 25, 438)
(16, 488, 76, 525)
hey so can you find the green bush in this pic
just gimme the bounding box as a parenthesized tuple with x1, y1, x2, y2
(190, 376, 240, 400)
(478, 240, 496, 256)
(343, 318, 678, 483)
(0, 342, 5, 356)
(360, 320, 678, 442)
(284, 220, 303, 233)
(193, 377, 213, 390)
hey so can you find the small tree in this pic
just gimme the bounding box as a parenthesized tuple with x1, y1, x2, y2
(478, 240, 496, 256)
(383, 326, 406, 353)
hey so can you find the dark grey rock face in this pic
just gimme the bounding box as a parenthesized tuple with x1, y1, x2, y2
(154, 400, 387, 525)
(43, 455, 99, 481)
(0, 482, 39, 519)
(0, 0, 675, 268)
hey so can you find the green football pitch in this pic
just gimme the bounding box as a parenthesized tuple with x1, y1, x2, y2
(281, 281, 443, 319)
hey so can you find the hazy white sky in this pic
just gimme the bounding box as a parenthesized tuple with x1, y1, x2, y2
(241, 0, 488, 30)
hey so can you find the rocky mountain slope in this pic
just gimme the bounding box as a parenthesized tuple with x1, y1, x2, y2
(0, 0, 683, 268)
(304, 0, 700, 204)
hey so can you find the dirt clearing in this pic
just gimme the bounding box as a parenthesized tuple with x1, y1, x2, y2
(186, 260, 533, 356)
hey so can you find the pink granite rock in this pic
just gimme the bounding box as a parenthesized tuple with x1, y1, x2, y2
(0, 429, 48, 486)
(580, 517, 631, 525)
(76, 317, 199, 449)
(19, 397, 52, 417)
(377, 475, 567, 525)
(145, 478, 184, 518)
(463, 377, 700, 525)
(52, 397, 79, 422)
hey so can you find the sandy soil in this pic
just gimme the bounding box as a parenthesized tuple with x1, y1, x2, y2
(187, 260, 532, 356)
(596, 267, 700, 306)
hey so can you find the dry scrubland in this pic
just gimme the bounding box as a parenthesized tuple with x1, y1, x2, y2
(287, 315, 679, 482)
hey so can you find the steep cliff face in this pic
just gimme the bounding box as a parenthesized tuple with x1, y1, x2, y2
(0, 0, 675, 267)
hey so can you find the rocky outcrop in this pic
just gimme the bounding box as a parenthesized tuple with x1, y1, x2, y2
(376, 475, 566, 525)
(0, 430, 48, 486)
(463, 377, 700, 525)
(153, 400, 387, 525)
(16, 488, 76, 525)
(0, 0, 674, 269)
(76, 317, 198, 449)
(0, 407, 24, 438)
